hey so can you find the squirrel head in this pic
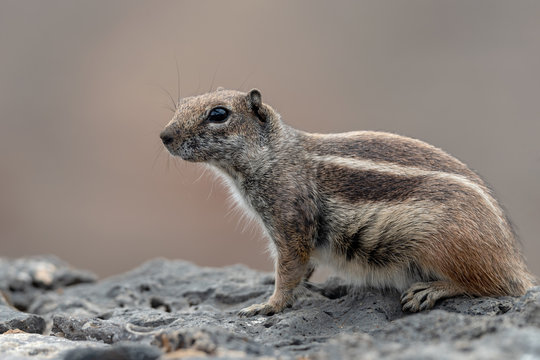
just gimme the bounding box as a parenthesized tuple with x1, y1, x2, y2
(160, 88, 278, 164)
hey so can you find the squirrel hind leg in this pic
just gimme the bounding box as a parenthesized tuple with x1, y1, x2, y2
(400, 281, 465, 312)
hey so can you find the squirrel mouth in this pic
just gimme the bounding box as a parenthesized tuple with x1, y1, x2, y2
(176, 141, 199, 162)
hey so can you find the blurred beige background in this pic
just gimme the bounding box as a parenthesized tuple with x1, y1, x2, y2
(0, 1, 539, 279)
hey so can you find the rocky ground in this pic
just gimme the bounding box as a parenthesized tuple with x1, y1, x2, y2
(0, 256, 539, 359)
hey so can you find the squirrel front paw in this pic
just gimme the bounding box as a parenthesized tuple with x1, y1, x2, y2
(238, 302, 281, 317)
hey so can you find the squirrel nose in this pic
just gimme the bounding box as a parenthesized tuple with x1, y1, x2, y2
(160, 130, 174, 145)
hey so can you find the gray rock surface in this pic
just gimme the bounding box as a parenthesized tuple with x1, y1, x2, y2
(0, 306, 45, 335)
(0, 333, 108, 360)
(0, 256, 96, 312)
(0, 256, 539, 359)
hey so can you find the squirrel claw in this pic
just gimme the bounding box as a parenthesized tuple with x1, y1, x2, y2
(238, 303, 277, 317)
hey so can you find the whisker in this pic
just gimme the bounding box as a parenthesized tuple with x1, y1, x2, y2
(206, 173, 216, 200)
(209, 64, 220, 92)
(175, 56, 181, 104)
(238, 68, 256, 91)
(152, 145, 165, 170)
(193, 166, 208, 184)
(172, 157, 183, 176)
(196, 70, 201, 95)
(148, 82, 177, 110)
(161, 104, 176, 113)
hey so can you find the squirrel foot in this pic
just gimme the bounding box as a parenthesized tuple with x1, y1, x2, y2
(401, 281, 464, 312)
(238, 302, 281, 317)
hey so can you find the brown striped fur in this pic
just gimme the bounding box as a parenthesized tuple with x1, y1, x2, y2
(160, 88, 535, 315)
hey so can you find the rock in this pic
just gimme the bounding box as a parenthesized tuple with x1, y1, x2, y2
(311, 327, 540, 360)
(0, 256, 96, 311)
(0, 333, 107, 359)
(62, 343, 162, 360)
(0, 306, 46, 334)
(1, 257, 540, 359)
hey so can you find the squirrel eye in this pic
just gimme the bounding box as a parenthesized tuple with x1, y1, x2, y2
(207, 107, 229, 123)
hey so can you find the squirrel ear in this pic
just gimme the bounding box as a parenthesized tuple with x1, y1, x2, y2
(246, 89, 266, 122)
(247, 89, 262, 108)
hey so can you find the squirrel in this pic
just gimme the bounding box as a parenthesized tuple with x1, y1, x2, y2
(160, 88, 535, 316)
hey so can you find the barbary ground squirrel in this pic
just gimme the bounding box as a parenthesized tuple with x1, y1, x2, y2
(160, 88, 534, 316)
